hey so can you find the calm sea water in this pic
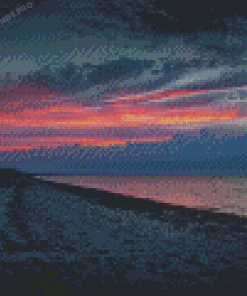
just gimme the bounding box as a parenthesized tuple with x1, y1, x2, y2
(35, 175, 247, 218)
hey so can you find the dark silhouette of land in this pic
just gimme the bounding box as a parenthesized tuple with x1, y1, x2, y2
(0, 168, 22, 174)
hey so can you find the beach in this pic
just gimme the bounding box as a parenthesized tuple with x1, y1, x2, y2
(0, 170, 247, 294)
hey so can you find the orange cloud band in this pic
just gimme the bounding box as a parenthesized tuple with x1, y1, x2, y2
(0, 105, 241, 129)
(0, 136, 173, 152)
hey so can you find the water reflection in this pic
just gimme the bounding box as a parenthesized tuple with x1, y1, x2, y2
(36, 176, 247, 217)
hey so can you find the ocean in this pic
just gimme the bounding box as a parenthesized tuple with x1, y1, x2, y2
(35, 175, 247, 218)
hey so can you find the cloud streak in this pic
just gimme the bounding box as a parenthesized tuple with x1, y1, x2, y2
(0, 84, 246, 152)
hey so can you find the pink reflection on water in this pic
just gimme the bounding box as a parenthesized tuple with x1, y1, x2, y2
(36, 176, 247, 217)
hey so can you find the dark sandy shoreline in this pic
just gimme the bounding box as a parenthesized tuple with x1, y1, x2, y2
(0, 169, 247, 294)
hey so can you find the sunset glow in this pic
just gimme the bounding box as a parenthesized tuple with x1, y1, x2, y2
(0, 103, 241, 128)
(0, 85, 245, 152)
(0, 136, 173, 151)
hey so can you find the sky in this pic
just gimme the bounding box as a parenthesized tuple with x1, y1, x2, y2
(0, 0, 247, 175)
